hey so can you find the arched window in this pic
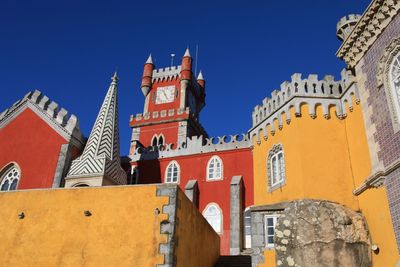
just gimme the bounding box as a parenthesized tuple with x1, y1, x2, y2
(203, 203, 223, 233)
(0, 165, 20, 191)
(389, 51, 400, 121)
(207, 156, 223, 181)
(165, 161, 180, 183)
(158, 135, 164, 146)
(267, 144, 286, 191)
(151, 135, 158, 147)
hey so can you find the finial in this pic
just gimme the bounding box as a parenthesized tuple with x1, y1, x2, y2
(184, 47, 191, 57)
(112, 70, 118, 83)
(197, 70, 204, 80)
(146, 54, 153, 64)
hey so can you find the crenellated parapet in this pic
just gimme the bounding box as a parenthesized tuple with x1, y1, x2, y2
(130, 134, 251, 161)
(152, 65, 181, 83)
(249, 69, 360, 144)
(0, 90, 85, 148)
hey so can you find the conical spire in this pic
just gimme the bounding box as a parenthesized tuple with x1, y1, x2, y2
(146, 54, 153, 64)
(184, 47, 191, 57)
(65, 73, 127, 187)
(197, 70, 204, 80)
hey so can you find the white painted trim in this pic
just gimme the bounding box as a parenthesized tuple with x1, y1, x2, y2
(206, 155, 224, 181)
(165, 160, 180, 184)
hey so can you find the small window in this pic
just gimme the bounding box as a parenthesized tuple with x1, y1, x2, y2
(151, 136, 158, 147)
(244, 208, 252, 249)
(264, 214, 279, 248)
(203, 203, 223, 233)
(267, 144, 286, 191)
(207, 156, 223, 181)
(165, 161, 180, 183)
(158, 136, 164, 146)
(0, 166, 20, 191)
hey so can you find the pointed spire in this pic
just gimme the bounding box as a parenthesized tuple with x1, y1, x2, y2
(146, 54, 153, 64)
(197, 70, 204, 80)
(184, 47, 191, 57)
(65, 73, 127, 187)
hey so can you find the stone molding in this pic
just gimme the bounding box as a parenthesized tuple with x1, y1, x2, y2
(156, 185, 178, 267)
(353, 158, 400, 195)
(377, 37, 400, 132)
(337, 0, 400, 67)
(130, 134, 251, 161)
(249, 70, 360, 144)
(266, 144, 286, 192)
(0, 90, 85, 148)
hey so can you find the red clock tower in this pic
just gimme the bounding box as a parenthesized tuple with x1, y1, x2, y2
(129, 48, 207, 153)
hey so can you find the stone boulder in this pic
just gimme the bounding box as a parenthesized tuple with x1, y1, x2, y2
(274, 199, 371, 267)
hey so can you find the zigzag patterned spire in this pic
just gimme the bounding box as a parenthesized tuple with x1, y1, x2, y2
(65, 73, 127, 185)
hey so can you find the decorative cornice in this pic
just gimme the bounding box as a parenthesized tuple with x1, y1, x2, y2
(336, 0, 400, 68)
(0, 90, 85, 148)
(353, 158, 400, 195)
(249, 69, 359, 143)
(130, 134, 251, 161)
(66, 74, 127, 185)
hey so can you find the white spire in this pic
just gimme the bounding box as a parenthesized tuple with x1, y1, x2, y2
(65, 73, 127, 186)
(184, 47, 191, 57)
(197, 70, 204, 80)
(146, 54, 153, 64)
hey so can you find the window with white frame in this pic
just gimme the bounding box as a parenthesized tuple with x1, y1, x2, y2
(244, 208, 252, 248)
(207, 156, 223, 181)
(203, 203, 222, 233)
(267, 144, 286, 191)
(264, 214, 279, 248)
(165, 161, 180, 183)
(0, 166, 20, 191)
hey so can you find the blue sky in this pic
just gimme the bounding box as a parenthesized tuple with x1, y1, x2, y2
(0, 0, 370, 155)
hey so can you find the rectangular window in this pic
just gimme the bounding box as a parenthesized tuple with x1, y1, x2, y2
(270, 151, 285, 187)
(264, 214, 279, 248)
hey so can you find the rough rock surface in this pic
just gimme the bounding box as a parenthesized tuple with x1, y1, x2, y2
(274, 199, 371, 267)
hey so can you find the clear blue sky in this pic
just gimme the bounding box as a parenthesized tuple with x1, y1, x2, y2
(0, 0, 370, 155)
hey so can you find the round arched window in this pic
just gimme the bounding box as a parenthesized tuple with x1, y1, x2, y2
(1, 166, 20, 191)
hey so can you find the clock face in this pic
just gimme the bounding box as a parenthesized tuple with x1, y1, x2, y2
(156, 85, 175, 104)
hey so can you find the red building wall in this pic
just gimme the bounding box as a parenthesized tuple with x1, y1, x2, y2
(134, 148, 254, 255)
(138, 122, 180, 148)
(0, 109, 68, 189)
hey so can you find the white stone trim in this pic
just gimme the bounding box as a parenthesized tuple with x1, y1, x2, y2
(206, 155, 224, 181)
(203, 202, 223, 234)
(165, 160, 180, 184)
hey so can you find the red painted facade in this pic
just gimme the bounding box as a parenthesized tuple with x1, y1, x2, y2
(0, 109, 67, 189)
(133, 149, 253, 255)
(130, 50, 254, 255)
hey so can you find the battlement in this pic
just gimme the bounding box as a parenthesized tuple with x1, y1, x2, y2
(130, 134, 251, 161)
(252, 69, 355, 126)
(250, 69, 360, 143)
(0, 90, 85, 146)
(336, 14, 361, 42)
(152, 65, 182, 83)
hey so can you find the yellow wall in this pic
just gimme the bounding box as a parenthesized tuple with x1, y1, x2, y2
(345, 101, 399, 266)
(252, 101, 399, 266)
(174, 189, 220, 267)
(253, 104, 359, 210)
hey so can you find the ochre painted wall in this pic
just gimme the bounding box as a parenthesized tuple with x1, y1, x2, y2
(0, 108, 67, 189)
(0, 185, 168, 267)
(344, 100, 399, 266)
(252, 101, 399, 266)
(174, 189, 220, 267)
(252, 104, 359, 210)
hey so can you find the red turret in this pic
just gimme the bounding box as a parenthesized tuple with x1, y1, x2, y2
(180, 48, 192, 81)
(197, 70, 205, 89)
(141, 54, 154, 96)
